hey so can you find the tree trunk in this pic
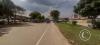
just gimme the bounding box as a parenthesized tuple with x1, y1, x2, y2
(91, 18, 96, 29)
(14, 15, 16, 23)
(90, 16, 97, 29)
(7, 16, 10, 24)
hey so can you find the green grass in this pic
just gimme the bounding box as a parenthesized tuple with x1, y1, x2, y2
(56, 22, 100, 45)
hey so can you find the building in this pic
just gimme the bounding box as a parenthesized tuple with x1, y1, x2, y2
(72, 14, 88, 27)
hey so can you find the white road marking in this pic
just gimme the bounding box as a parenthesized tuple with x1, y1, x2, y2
(35, 24, 49, 45)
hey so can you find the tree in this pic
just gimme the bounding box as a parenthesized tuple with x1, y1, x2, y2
(0, 0, 13, 23)
(38, 15, 45, 22)
(0, 0, 25, 24)
(74, 0, 100, 28)
(29, 11, 41, 19)
(29, 11, 45, 22)
(50, 10, 60, 22)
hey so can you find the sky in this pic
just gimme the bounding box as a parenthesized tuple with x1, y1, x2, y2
(11, 0, 79, 18)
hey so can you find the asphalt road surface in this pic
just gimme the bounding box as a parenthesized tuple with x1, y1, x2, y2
(0, 22, 71, 45)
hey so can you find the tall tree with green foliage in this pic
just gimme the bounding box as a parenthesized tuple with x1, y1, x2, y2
(29, 11, 41, 19)
(50, 10, 60, 22)
(0, 0, 25, 24)
(74, 0, 100, 28)
(29, 11, 45, 22)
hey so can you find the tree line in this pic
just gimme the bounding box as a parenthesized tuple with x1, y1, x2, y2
(0, 0, 60, 24)
(29, 10, 60, 23)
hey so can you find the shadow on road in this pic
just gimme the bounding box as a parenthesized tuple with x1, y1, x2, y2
(1, 22, 32, 28)
(0, 27, 10, 37)
(0, 22, 32, 37)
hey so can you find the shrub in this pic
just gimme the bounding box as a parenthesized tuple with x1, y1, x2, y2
(64, 18, 69, 22)
(94, 21, 100, 28)
(72, 21, 77, 25)
(0, 20, 5, 25)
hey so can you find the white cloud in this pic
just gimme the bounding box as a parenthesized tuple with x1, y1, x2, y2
(20, 0, 26, 2)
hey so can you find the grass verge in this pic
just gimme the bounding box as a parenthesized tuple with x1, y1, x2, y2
(56, 22, 100, 45)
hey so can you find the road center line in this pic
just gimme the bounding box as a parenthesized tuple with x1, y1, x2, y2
(35, 24, 48, 45)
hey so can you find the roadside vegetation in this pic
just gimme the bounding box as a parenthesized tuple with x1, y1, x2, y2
(50, 10, 60, 22)
(29, 11, 45, 23)
(29, 10, 60, 23)
(56, 0, 100, 45)
(0, 0, 25, 25)
(56, 22, 100, 45)
(74, 0, 100, 29)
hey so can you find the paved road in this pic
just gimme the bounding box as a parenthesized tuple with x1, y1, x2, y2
(0, 22, 71, 45)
